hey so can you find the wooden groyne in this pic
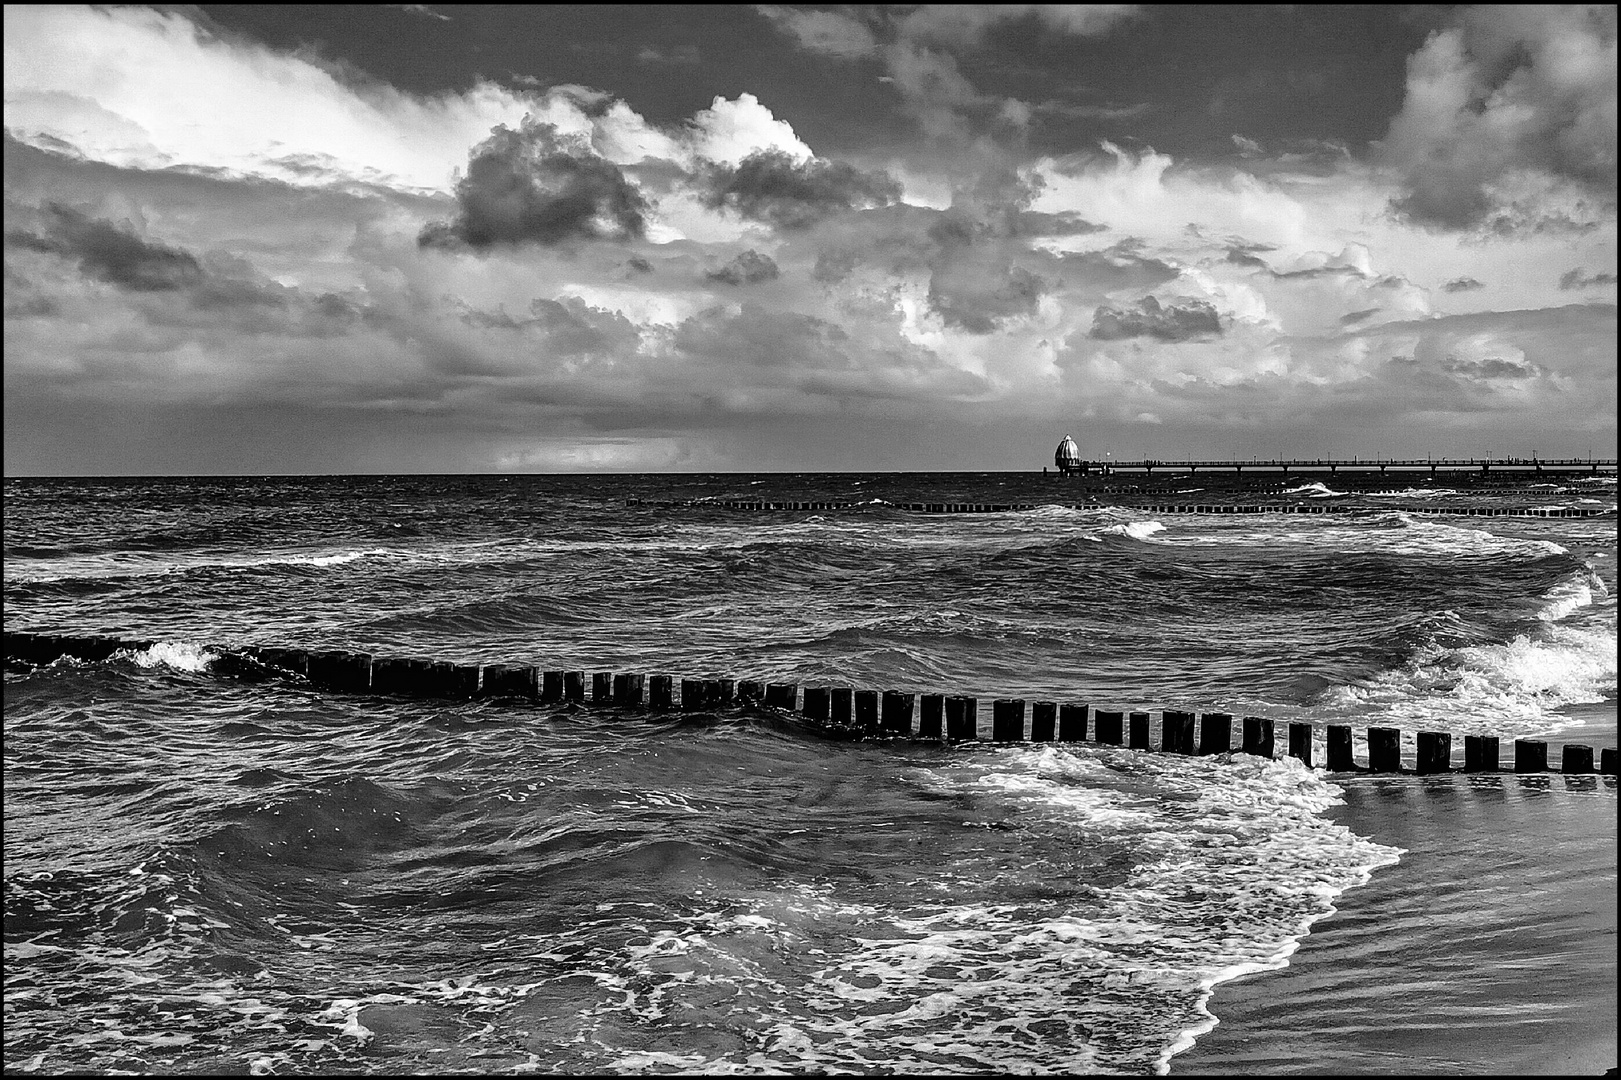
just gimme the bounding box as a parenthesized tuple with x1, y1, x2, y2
(7, 631, 1615, 778)
(626, 499, 1612, 519)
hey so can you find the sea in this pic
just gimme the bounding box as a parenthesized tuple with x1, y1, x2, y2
(3, 471, 1616, 1076)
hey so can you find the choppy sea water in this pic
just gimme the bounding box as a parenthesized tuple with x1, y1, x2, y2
(3, 473, 1616, 1074)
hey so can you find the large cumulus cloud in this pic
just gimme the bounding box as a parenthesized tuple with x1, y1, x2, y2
(701, 150, 902, 230)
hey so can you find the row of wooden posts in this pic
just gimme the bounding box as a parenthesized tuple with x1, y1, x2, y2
(6, 631, 1615, 777)
(624, 499, 1610, 519)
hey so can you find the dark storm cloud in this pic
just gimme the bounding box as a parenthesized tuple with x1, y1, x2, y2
(1090, 294, 1222, 342)
(8, 202, 204, 292)
(453, 296, 640, 361)
(701, 150, 902, 230)
(1340, 308, 1379, 325)
(1442, 276, 1484, 293)
(928, 261, 1046, 334)
(705, 249, 780, 286)
(1441, 355, 1541, 381)
(1225, 247, 1270, 269)
(419, 119, 648, 250)
(1560, 268, 1619, 290)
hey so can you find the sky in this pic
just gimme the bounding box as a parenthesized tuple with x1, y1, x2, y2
(3, 4, 1616, 474)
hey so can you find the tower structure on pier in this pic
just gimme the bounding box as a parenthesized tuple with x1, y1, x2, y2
(1054, 434, 1083, 475)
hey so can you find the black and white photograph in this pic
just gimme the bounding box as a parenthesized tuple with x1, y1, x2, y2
(3, 4, 1616, 1074)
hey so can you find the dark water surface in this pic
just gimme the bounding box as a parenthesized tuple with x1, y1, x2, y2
(4, 473, 1615, 1074)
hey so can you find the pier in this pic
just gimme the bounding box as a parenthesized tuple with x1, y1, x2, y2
(6, 631, 1615, 780)
(1050, 456, 1617, 476)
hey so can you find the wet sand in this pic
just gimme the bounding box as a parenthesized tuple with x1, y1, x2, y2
(1176, 773, 1618, 1075)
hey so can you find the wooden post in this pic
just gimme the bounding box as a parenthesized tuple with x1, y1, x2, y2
(541, 670, 564, 703)
(563, 671, 585, 702)
(737, 680, 763, 703)
(708, 678, 735, 707)
(881, 691, 914, 735)
(1561, 744, 1594, 774)
(1326, 725, 1357, 771)
(1514, 739, 1548, 773)
(1242, 717, 1274, 758)
(681, 678, 706, 710)
(1368, 727, 1402, 772)
(481, 663, 538, 699)
(1464, 734, 1499, 771)
(1058, 703, 1087, 742)
(593, 672, 613, 702)
(1199, 713, 1232, 755)
(802, 686, 830, 722)
(1129, 711, 1151, 750)
(649, 675, 673, 709)
(372, 657, 420, 696)
(764, 683, 797, 710)
(1602, 748, 1618, 775)
(1094, 710, 1124, 746)
(1030, 701, 1056, 742)
(919, 694, 944, 738)
(992, 699, 1026, 742)
(307, 650, 371, 693)
(831, 687, 853, 727)
(1287, 722, 1313, 766)
(613, 673, 644, 705)
(1416, 731, 1451, 774)
(1161, 711, 1195, 754)
(945, 696, 978, 741)
(855, 689, 879, 732)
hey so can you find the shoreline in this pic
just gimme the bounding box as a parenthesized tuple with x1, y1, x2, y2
(1171, 772, 1618, 1075)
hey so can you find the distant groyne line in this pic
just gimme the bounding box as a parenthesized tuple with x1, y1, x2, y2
(625, 498, 1612, 519)
(7, 631, 1614, 779)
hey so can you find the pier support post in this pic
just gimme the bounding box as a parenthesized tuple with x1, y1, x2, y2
(802, 687, 830, 723)
(1326, 725, 1357, 771)
(1198, 713, 1232, 755)
(1030, 701, 1057, 742)
(1561, 744, 1594, 774)
(1242, 717, 1274, 758)
(1416, 731, 1451, 774)
(1514, 739, 1548, 773)
(1368, 727, 1402, 772)
(881, 691, 914, 735)
(992, 699, 1026, 742)
(919, 694, 944, 738)
(1464, 734, 1499, 771)
(1094, 710, 1124, 746)
(1287, 722, 1313, 767)
(945, 696, 978, 741)
(1160, 710, 1195, 754)
(649, 675, 673, 710)
(1058, 704, 1088, 742)
(1129, 711, 1151, 750)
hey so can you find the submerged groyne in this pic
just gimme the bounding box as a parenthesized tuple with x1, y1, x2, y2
(625, 499, 1612, 518)
(7, 631, 1614, 778)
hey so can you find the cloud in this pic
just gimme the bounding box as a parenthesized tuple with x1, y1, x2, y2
(418, 118, 648, 249)
(684, 93, 814, 167)
(1379, 6, 1618, 233)
(8, 202, 205, 291)
(1442, 276, 1485, 292)
(636, 44, 701, 66)
(897, 5, 1140, 50)
(701, 150, 902, 230)
(706, 249, 781, 286)
(396, 4, 451, 21)
(1560, 267, 1619, 289)
(1089, 294, 1222, 341)
(753, 6, 878, 58)
(928, 259, 1047, 333)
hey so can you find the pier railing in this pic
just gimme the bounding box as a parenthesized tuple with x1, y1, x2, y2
(1054, 457, 1617, 474)
(7, 631, 1614, 778)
